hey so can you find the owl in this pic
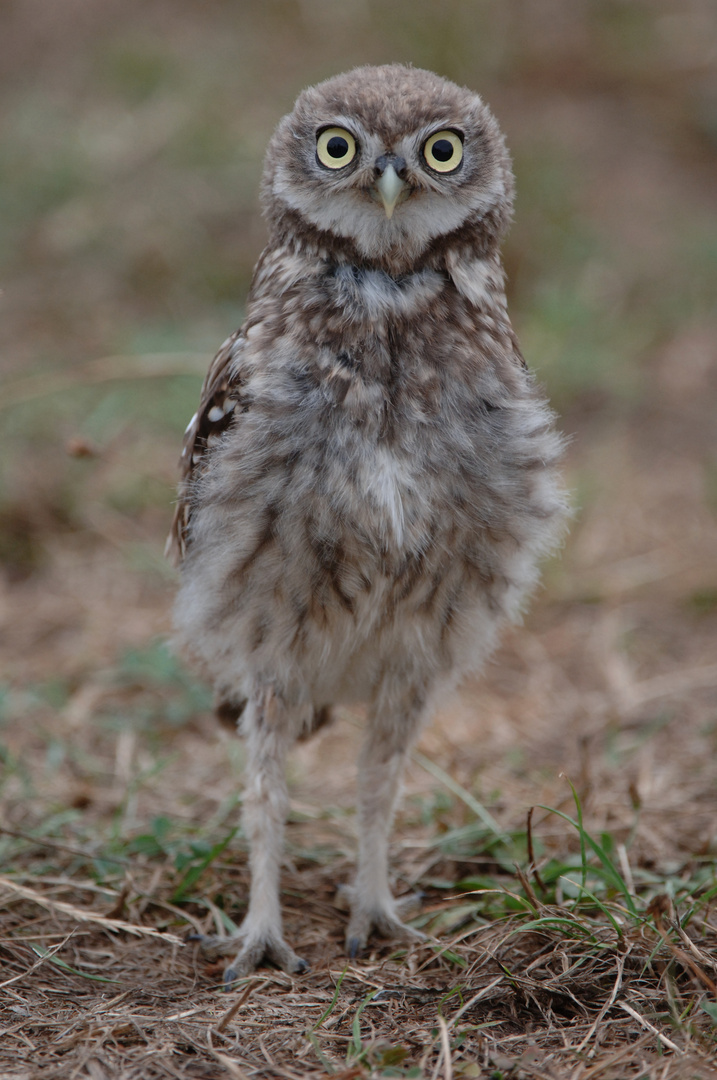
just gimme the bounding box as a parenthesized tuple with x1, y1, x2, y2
(168, 64, 568, 983)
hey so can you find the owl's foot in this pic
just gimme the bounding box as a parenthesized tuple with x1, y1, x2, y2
(193, 932, 309, 985)
(338, 888, 426, 959)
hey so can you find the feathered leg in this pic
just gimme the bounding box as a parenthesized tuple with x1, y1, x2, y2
(346, 687, 428, 957)
(199, 687, 308, 983)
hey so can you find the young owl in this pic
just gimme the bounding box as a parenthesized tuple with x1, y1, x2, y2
(168, 64, 568, 983)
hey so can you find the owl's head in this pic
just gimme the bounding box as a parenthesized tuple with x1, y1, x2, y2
(261, 65, 514, 272)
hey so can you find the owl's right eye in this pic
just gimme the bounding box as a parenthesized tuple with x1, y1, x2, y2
(316, 127, 357, 170)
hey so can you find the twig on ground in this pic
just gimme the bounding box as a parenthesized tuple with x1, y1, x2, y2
(618, 1001, 683, 1055)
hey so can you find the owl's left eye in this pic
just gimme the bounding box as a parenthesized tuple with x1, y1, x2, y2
(316, 127, 357, 170)
(422, 129, 464, 173)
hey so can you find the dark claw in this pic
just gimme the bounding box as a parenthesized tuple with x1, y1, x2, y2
(187, 933, 205, 942)
(224, 967, 238, 988)
(348, 937, 361, 960)
(295, 958, 310, 974)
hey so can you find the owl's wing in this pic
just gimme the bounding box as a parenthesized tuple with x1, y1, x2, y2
(166, 329, 244, 566)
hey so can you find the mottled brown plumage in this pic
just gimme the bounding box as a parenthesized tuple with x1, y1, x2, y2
(169, 64, 568, 982)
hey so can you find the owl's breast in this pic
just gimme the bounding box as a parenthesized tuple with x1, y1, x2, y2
(234, 264, 525, 547)
(202, 249, 557, 581)
(180, 295, 564, 700)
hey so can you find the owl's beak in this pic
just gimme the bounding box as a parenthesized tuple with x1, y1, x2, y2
(374, 164, 408, 219)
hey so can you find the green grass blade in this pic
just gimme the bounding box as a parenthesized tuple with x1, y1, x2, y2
(30, 944, 121, 984)
(171, 827, 237, 903)
(510, 916, 599, 941)
(567, 777, 588, 900)
(311, 965, 347, 1031)
(411, 749, 508, 840)
(537, 804, 638, 916)
(346, 989, 377, 1062)
(306, 1032, 335, 1073)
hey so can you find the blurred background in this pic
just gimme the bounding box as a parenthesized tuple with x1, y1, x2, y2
(1, 1, 716, 855)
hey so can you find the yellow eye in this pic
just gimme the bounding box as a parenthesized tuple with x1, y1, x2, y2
(316, 127, 357, 169)
(423, 130, 463, 173)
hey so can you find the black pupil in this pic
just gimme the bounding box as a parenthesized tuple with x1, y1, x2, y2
(432, 138, 454, 162)
(327, 135, 349, 158)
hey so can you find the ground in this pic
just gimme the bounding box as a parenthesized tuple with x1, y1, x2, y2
(1, 3, 717, 1078)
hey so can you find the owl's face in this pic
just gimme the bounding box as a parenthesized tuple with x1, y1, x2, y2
(262, 65, 514, 270)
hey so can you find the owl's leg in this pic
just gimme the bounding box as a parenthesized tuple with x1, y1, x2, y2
(198, 687, 308, 984)
(346, 694, 428, 958)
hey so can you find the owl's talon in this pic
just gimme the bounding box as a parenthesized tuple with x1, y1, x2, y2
(345, 899, 427, 958)
(394, 891, 425, 920)
(196, 931, 308, 979)
(265, 937, 309, 976)
(192, 934, 236, 961)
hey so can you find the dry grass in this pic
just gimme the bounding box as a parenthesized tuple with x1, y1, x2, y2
(2, 806, 717, 1079)
(2, 2, 717, 1077)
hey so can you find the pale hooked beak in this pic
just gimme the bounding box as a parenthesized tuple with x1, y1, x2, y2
(374, 163, 408, 219)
